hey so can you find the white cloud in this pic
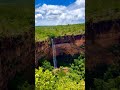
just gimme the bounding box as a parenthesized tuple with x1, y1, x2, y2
(35, 0, 85, 26)
(35, 14, 43, 19)
(75, 0, 85, 6)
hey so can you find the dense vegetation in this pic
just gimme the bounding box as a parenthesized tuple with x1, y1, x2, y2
(35, 55, 85, 90)
(34, 23, 85, 89)
(35, 24, 85, 41)
(90, 44, 120, 90)
(17, 55, 85, 90)
(94, 66, 120, 90)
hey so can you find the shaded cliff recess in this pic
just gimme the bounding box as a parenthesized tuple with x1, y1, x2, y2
(86, 19, 120, 89)
(0, 29, 35, 90)
(35, 34, 85, 67)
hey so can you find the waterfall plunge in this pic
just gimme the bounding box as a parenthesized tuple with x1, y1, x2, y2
(51, 39, 57, 68)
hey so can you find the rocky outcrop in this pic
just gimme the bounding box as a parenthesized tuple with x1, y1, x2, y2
(86, 19, 120, 45)
(35, 35, 85, 67)
(0, 29, 35, 90)
(86, 19, 120, 71)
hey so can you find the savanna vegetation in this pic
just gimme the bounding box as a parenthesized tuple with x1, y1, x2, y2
(35, 24, 85, 41)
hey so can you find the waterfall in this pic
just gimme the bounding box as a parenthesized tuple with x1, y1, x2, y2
(51, 39, 57, 68)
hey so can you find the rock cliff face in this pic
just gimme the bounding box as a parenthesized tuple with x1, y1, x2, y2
(35, 35, 85, 67)
(86, 19, 120, 71)
(86, 19, 120, 45)
(0, 29, 35, 90)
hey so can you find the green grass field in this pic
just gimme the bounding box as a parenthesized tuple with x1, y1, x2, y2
(35, 24, 85, 41)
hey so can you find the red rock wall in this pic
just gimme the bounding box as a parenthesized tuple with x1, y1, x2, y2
(35, 35, 85, 67)
(86, 20, 120, 71)
(0, 29, 34, 90)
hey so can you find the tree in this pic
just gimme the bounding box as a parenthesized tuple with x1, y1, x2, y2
(41, 60, 53, 71)
(71, 54, 85, 80)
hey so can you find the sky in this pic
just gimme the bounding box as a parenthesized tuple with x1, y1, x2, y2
(35, 0, 85, 26)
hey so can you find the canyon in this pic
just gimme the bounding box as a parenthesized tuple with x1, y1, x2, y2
(35, 19, 120, 70)
(35, 34, 85, 67)
(0, 19, 120, 89)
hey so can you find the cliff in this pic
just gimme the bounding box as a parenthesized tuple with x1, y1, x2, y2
(35, 34, 85, 67)
(86, 19, 120, 71)
(0, 29, 34, 90)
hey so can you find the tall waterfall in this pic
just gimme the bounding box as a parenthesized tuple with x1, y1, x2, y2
(51, 39, 57, 68)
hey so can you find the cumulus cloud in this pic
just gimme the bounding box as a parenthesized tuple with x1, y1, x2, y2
(35, 0, 85, 26)
(76, 0, 85, 6)
(35, 14, 43, 19)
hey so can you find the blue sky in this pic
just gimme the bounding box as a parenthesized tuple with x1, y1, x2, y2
(35, 0, 76, 6)
(35, 0, 85, 26)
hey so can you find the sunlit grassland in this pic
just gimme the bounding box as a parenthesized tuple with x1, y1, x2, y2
(35, 24, 85, 41)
